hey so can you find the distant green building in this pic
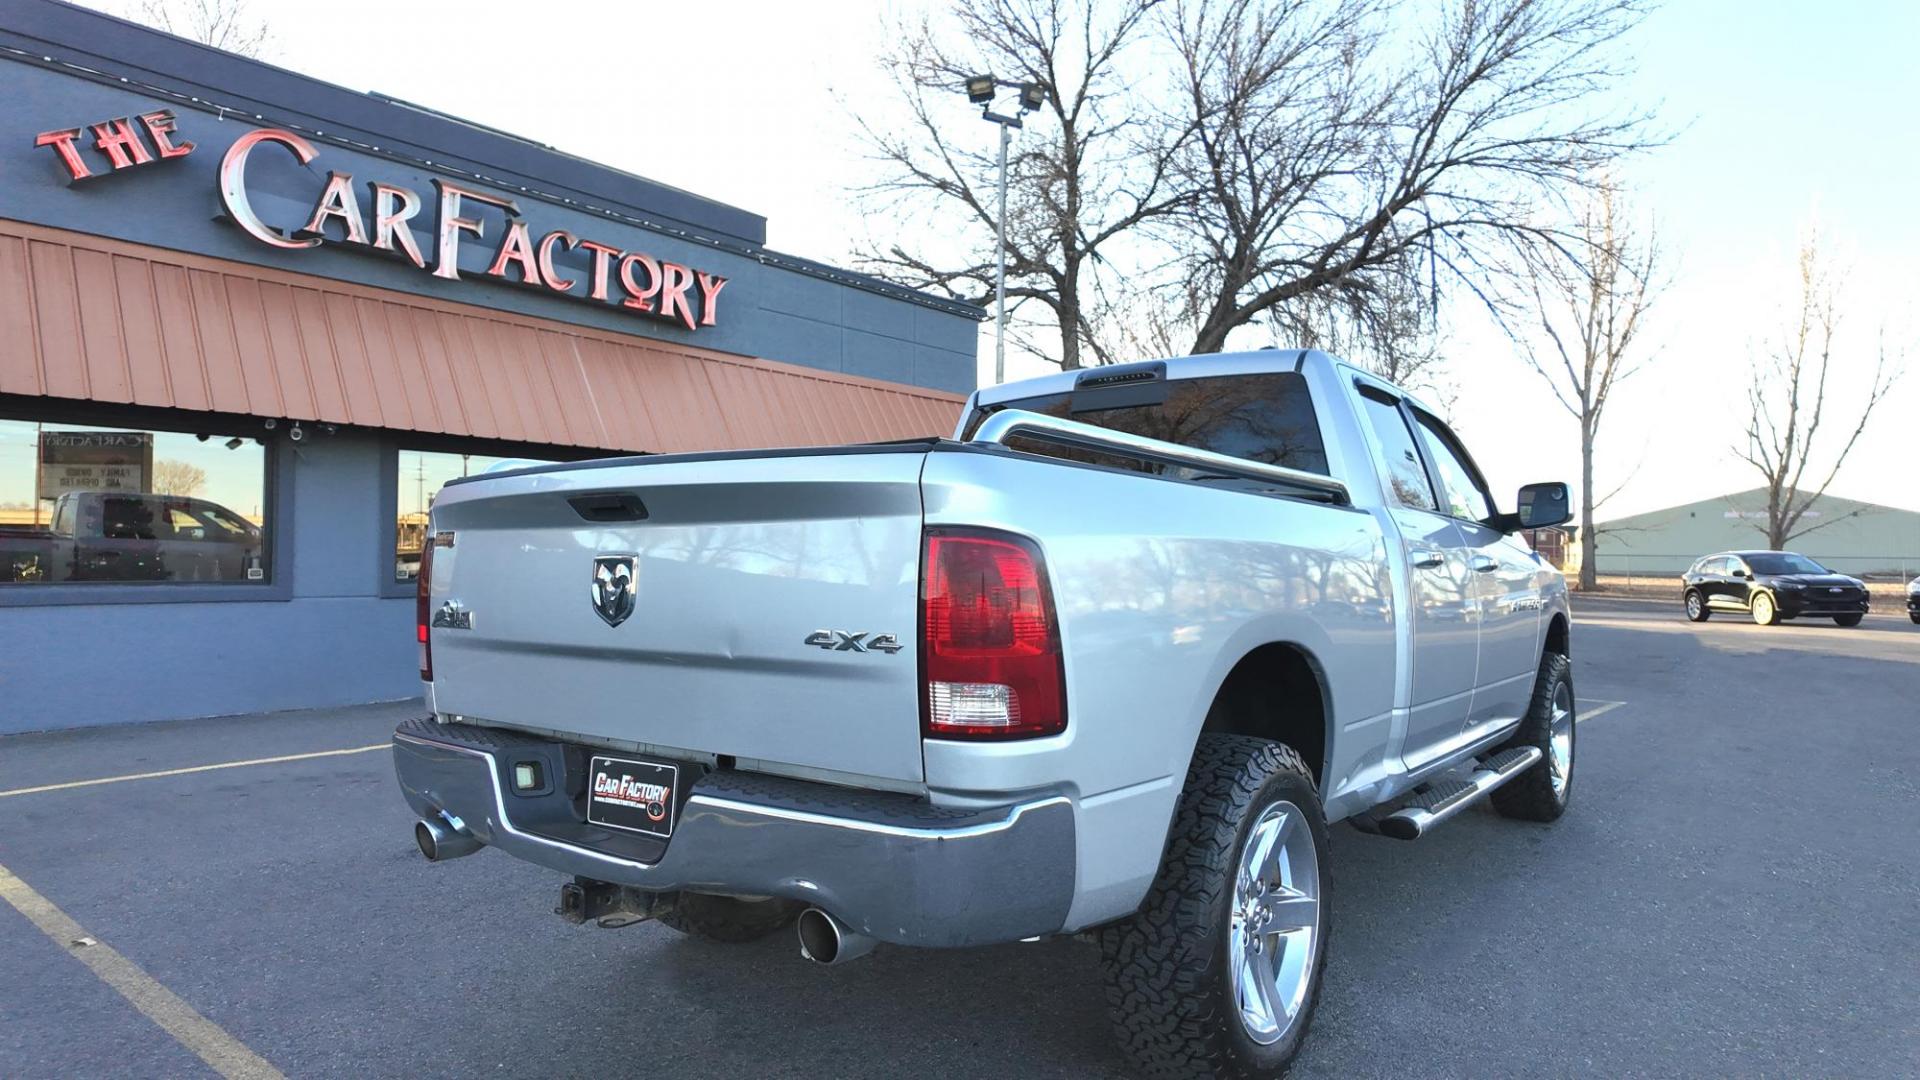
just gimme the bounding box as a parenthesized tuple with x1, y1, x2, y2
(1576, 488, 1920, 581)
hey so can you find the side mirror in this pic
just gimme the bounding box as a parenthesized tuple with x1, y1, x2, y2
(1514, 482, 1571, 530)
(1731, 568, 1749, 579)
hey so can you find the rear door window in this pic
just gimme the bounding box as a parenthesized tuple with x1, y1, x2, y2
(1356, 390, 1437, 511)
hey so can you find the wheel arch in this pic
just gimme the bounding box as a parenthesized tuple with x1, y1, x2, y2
(1545, 610, 1571, 659)
(1197, 641, 1332, 788)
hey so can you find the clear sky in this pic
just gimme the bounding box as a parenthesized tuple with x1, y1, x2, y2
(87, 0, 1920, 521)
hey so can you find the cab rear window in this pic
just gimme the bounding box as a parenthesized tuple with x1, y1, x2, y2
(964, 371, 1329, 478)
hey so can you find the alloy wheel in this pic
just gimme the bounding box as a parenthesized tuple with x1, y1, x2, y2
(1548, 680, 1575, 797)
(1229, 800, 1322, 1046)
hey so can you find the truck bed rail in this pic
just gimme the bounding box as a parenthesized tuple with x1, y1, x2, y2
(968, 408, 1351, 505)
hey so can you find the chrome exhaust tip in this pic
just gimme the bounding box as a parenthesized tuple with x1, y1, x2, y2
(796, 907, 876, 965)
(414, 815, 481, 862)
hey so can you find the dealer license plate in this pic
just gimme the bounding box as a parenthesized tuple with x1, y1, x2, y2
(585, 755, 680, 838)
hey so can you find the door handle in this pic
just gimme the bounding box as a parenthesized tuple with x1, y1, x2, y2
(1410, 549, 1445, 570)
(1470, 555, 1497, 573)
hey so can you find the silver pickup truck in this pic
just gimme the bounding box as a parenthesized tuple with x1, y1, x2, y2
(392, 349, 1575, 1077)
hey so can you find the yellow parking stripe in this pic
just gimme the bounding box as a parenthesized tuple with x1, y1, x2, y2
(0, 744, 388, 800)
(1577, 700, 1626, 723)
(0, 862, 284, 1079)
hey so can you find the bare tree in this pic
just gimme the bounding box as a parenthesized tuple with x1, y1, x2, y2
(132, 0, 270, 57)
(1734, 234, 1899, 550)
(860, 0, 1652, 378)
(857, 0, 1189, 371)
(1281, 253, 1441, 386)
(1520, 181, 1662, 589)
(151, 459, 207, 497)
(1161, 0, 1654, 357)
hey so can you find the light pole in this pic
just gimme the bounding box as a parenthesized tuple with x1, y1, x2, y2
(965, 75, 1045, 386)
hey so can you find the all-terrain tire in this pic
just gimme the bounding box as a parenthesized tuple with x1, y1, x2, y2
(656, 893, 801, 944)
(1833, 613, 1863, 627)
(1097, 734, 1329, 1079)
(1490, 652, 1575, 823)
(1684, 590, 1710, 622)
(1750, 592, 1780, 625)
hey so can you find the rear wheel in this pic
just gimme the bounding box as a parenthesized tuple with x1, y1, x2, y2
(1099, 734, 1328, 1079)
(1833, 613, 1863, 627)
(1750, 592, 1780, 626)
(656, 893, 801, 944)
(1684, 590, 1710, 622)
(1491, 652, 1575, 822)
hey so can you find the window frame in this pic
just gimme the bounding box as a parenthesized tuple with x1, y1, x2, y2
(0, 400, 291, 608)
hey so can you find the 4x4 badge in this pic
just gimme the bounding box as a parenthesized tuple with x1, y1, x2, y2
(804, 629, 903, 654)
(591, 555, 637, 628)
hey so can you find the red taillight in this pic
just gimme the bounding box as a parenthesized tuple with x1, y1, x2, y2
(416, 538, 434, 682)
(920, 528, 1066, 740)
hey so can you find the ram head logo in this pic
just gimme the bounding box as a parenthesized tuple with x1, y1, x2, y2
(590, 555, 638, 628)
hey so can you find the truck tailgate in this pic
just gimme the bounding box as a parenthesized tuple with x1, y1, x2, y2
(424, 449, 929, 785)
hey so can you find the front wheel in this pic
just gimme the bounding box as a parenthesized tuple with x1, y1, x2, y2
(1750, 592, 1780, 626)
(1833, 613, 1863, 627)
(1684, 590, 1710, 622)
(1099, 735, 1328, 1078)
(1492, 652, 1576, 822)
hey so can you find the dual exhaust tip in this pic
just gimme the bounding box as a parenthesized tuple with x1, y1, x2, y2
(412, 818, 876, 966)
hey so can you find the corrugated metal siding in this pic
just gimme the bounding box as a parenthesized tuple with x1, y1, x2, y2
(0, 219, 967, 451)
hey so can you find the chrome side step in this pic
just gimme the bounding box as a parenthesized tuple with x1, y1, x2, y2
(1377, 746, 1542, 841)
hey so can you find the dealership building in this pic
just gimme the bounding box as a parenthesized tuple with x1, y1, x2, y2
(0, 1, 979, 734)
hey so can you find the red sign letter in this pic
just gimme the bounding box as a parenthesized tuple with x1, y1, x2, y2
(577, 240, 620, 301)
(302, 171, 368, 244)
(91, 117, 153, 170)
(657, 262, 697, 330)
(369, 182, 426, 268)
(33, 127, 90, 181)
(619, 253, 661, 312)
(486, 220, 542, 284)
(432, 180, 519, 281)
(536, 230, 579, 292)
(138, 110, 194, 159)
(219, 128, 322, 250)
(696, 272, 727, 327)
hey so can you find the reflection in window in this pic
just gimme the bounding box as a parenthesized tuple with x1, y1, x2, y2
(1356, 394, 1436, 511)
(1412, 413, 1492, 521)
(395, 449, 551, 581)
(0, 418, 269, 585)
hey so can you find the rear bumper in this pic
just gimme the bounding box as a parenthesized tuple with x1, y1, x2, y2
(392, 719, 1077, 947)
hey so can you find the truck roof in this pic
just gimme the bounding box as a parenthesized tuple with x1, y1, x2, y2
(969, 349, 1441, 421)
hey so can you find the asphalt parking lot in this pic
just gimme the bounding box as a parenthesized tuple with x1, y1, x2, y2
(2, 595, 1915, 1078)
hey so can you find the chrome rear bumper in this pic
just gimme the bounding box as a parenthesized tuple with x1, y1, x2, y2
(392, 718, 1076, 947)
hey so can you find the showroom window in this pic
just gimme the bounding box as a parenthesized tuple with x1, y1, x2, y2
(394, 449, 549, 582)
(0, 418, 271, 586)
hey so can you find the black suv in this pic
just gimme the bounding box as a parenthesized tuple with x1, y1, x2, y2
(1682, 551, 1870, 626)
